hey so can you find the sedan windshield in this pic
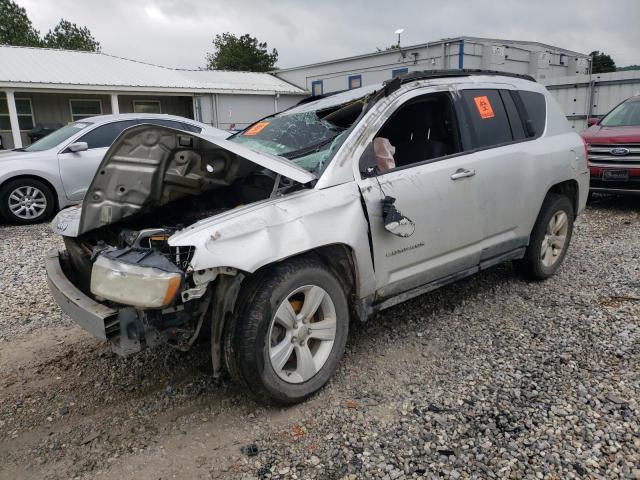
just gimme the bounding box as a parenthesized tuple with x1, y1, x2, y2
(600, 100, 640, 127)
(24, 122, 92, 152)
(229, 84, 379, 174)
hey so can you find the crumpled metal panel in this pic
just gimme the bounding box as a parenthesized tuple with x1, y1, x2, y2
(169, 182, 376, 297)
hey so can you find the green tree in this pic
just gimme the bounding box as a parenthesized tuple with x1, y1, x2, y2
(0, 0, 41, 47)
(43, 19, 100, 52)
(589, 50, 616, 73)
(206, 33, 278, 72)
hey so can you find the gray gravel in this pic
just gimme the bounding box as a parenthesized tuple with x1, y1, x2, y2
(0, 194, 638, 480)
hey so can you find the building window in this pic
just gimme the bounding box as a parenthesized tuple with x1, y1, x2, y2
(348, 75, 362, 90)
(133, 100, 161, 114)
(311, 80, 323, 96)
(559, 53, 566, 65)
(70, 99, 102, 121)
(391, 68, 408, 78)
(0, 97, 34, 130)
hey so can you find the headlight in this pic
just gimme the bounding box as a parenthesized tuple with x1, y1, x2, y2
(90, 255, 182, 308)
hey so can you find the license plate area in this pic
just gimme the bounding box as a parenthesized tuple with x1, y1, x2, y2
(603, 169, 629, 181)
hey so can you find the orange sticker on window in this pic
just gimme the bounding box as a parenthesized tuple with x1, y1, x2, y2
(244, 121, 270, 136)
(473, 96, 495, 119)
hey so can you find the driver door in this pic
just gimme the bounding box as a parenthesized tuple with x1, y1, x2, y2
(358, 91, 484, 299)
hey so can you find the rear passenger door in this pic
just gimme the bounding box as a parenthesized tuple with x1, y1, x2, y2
(456, 88, 536, 263)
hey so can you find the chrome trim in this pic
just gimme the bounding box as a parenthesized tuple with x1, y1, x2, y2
(590, 187, 640, 195)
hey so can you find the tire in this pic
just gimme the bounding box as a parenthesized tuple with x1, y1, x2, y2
(224, 258, 349, 404)
(0, 178, 55, 224)
(515, 193, 574, 280)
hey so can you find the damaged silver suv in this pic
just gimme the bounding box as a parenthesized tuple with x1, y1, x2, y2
(46, 70, 589, 404)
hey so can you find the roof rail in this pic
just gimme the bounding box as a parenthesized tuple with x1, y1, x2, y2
(382, 69, 536, 96)
(394, 69, 536, 83)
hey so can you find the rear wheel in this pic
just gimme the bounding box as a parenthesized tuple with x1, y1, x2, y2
(515, 193, 574, 280)
(0, 178, 55, 224)
(224, 258, 349, 404)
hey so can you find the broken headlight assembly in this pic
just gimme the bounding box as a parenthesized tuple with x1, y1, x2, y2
(90, 247, 184, 309)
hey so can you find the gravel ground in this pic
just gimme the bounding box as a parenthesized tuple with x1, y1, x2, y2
(0, 195, 638, 480)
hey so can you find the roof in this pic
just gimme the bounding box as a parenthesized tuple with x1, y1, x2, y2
(276, 35, 589, 73)
(0, 45, 305, 95)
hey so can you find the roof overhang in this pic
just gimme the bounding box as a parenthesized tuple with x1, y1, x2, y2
(0, 82, 306, 96)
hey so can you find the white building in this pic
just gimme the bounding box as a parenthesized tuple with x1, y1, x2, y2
(276, 36, 591, 95)
(0, 45, 306, 149)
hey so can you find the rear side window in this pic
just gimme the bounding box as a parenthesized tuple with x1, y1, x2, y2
(78, 120, 136, 149)
(517, 91, 546, 138)
(460, 89, 513, 149)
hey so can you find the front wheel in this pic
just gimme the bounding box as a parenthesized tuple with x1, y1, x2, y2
(0, 178, 55, 224)
(224, 258, 349, 404)
(515, 193, 574, 280)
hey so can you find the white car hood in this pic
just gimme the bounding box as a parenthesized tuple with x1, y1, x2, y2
(70, 124, 315, 235)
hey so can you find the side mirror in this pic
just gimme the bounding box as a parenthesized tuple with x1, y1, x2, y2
(68, 141, 88, 153)
(587, 117, 600, 127)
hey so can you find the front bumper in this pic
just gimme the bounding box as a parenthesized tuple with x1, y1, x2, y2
(45, 249, 153, 356)
(589, 166, 640, 195)
(45, 249, 118, 341)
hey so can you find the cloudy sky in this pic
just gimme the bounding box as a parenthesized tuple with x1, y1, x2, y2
(18, 0, 640, 69)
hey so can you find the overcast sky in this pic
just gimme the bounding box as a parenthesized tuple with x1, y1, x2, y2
(18, 0, 640, 69)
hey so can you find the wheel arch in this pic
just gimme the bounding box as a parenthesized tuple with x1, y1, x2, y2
(547, 179, 579, 218)
(210, 243, 360, 378)
(0, 174, 61, 211)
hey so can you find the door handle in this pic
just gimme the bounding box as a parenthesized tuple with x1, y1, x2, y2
(450, 168, 476, 180)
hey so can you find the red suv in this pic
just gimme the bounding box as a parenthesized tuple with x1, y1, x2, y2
(581, 96, 640, 195)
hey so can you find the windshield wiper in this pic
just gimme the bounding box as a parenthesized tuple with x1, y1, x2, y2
(281, 131, 344, 160)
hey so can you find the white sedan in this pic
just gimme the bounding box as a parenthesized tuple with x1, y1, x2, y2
(0, 114, 228, 224)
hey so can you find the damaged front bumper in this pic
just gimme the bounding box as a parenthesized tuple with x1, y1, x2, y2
(45, 249, 167, 356)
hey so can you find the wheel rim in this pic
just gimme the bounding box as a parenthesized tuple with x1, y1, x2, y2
(8, 186, 47, 220)
(541, 210, 569, 267)
(268, 285, 337, 384)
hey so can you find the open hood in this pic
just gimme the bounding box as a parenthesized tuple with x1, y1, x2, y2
(76, 124, 315, 235)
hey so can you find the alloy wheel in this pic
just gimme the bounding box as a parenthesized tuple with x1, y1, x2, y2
(8, 186, 48, 220)
(541, 210, 569, 267)
(268, 285, 337, 384)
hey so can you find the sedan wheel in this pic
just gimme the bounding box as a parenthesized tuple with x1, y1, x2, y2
(0, 178, 55, 224)
(8, 186, 48, 221)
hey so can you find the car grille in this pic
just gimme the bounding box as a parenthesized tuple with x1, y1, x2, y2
(588, 144, 640, 166)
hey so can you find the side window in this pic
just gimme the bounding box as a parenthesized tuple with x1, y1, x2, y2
(460, 89, 513, 148)
(499, 90, 526, 140)
(77, 121, 135, 149)
(516, 91, 546, 138)
(360, 92, 461, 174)
(391, 68, 408, 78)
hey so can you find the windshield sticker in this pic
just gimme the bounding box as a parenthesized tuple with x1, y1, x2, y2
(473, 96, 495, 119)
(244, 121, 270, 136)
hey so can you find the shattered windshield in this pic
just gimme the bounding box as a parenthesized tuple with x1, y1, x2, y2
(229, 84, 380, 174)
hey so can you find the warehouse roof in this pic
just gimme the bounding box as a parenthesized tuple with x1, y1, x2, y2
(276, 35, 589, 72)
(0, 45, 305, 95)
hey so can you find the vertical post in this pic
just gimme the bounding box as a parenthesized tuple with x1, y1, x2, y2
(274, 93, 279, 113)
(4, 90, 22, 149)
(110, 93, 119, 115)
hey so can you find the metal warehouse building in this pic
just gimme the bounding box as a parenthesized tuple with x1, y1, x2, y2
(0, 45, 306, 150)
(275, 36, 591, 95)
